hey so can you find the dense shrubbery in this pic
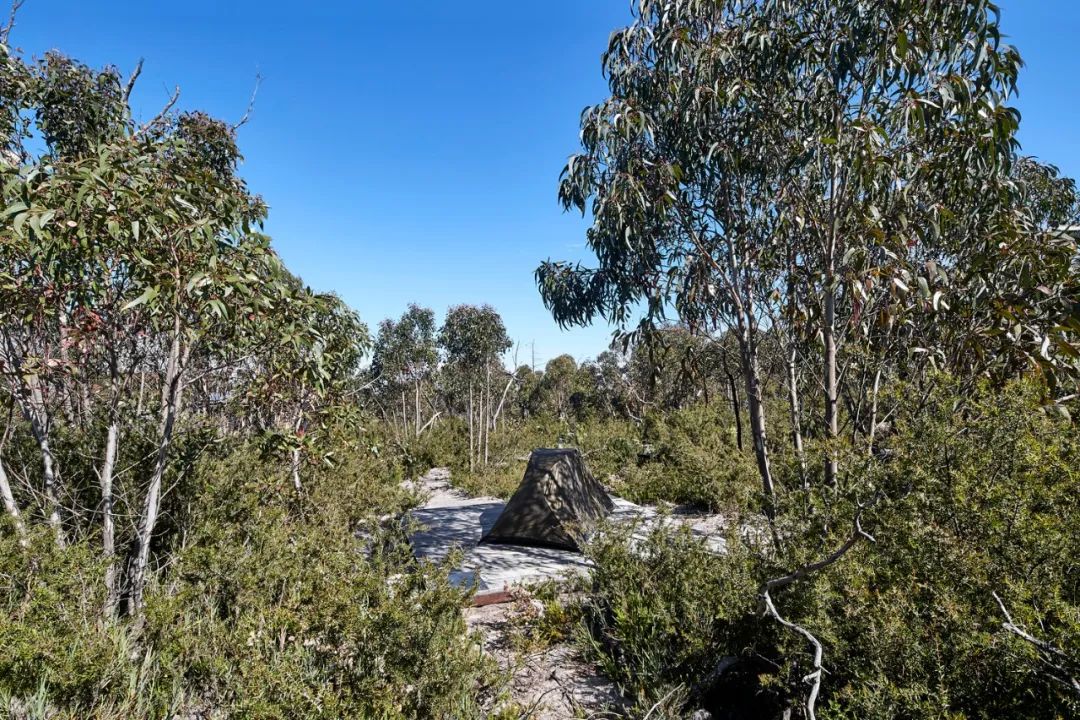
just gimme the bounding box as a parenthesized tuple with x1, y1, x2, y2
(0, 439, 499, 719)
(615, 405, 759, 512)
(577, 379, 1080, 719)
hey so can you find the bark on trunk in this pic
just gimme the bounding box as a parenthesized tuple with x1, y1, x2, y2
(736, 313, 775, 515)
(867, 366, 883, 454)
(468, 380, 475, 473)
(0, 454, 26, 546)
(130, 327, 186, 613)
(291, 409, 304, 493)
(483, 364, 490, 467)
(787, 346, 807, 487)
(725, 370, 743, 453)
(414, 380, 421, 439)
(823, 281, 839, 487)
(101, 421, 119, 614)
(24, 381, 63, 545)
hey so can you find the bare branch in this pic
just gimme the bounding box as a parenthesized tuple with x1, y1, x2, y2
(993, 591, 1080, 697)
(123, 58, 144, 105)
(136, 85, 180, 137)
(762, 590, 823, 720)
(233, 72, 262, 130)
(0, 0, 25, 44)
(759, 499, 880, 719)
(764, 504, 877, 595)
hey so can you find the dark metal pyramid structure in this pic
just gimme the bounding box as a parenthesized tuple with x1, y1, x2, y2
(480, 448, 614, 552)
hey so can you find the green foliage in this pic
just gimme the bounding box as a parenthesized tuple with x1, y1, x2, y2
(615, 404, 758, 512)
(575, 378, 1080, 719)
(580, 523, 766, 712)
(0, 440, 499, 719)
(804, 379, 1080, 719)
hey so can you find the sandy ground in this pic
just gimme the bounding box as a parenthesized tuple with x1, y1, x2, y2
(466, 600, 626, 719)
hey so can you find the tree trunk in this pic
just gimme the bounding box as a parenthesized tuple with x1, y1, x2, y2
(136, 368, 146, 417)
(24, 380, 63, 545)
(736, 312, 776, 516)
(101, 421, 119, 614)
(787, 346, 807, 487)
(867, 365, 883, 454)
(2, 333, 63, 544)
(414, 380, 421, 439)
(483, 363, 490, 467)
(0, 454, 26, 546)
(130, 326, 186, 613)
(468, 379, 475, 473)
(725, 369, 743, 452)
(291, 409, 304, 493)
(823, 280, 839, 486)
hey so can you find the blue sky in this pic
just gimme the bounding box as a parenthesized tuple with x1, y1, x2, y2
(11, 1, 1080, 365)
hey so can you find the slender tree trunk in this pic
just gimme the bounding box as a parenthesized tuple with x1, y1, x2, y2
(867, 365, 883, 454)
(2, 333, 62, 543)
(483, 363, 490, 467)
(823, 278, 839, 487)
(57, 315, 78, 425)
(23, 380, 63, 545)
(468, 379, 475, 473)
(136, 368, 146, 417)
(101, 421, 119, 614)
(291, 408, 304, 493)
(725, 369, 743, 452)
(787, 346, 807, 487)
(131, 326, 186, 613)
(414, 380, 421, 439)
(401, 390, 408, 438)
(0, 454, 26, 546)
(736, 310, 776, 515)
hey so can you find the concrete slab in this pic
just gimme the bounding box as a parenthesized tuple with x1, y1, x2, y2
(407, 468, 728, 597)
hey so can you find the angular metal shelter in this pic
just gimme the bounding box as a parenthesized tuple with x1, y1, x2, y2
(480, 448, 614, 551)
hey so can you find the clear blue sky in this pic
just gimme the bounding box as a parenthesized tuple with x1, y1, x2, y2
(11, 1, 1080, 366)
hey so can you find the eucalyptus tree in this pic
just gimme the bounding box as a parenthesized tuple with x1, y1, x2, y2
(241, 278, 368, 492)
(438, 304, 510, 469)
(539, 0, 1054, 495)
(1, 45, 280, 611)
(370, 304, 437, 438)
(537, 0, 810, 507)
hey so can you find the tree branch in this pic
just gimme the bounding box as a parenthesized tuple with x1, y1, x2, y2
(760, 500, 879, 719)
(233, 73, 262, 130)
(0, 0, 25, 44)
(123, 58, 144, 105)
(992, 591, 1080, 697)
(135, 85, 181, 137)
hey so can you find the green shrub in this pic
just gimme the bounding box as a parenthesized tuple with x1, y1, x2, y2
(580, 522, 768, 711)
(575, 378, 1079, 719)
(613, 404, 759, 511)
(0, 439, 501, 719)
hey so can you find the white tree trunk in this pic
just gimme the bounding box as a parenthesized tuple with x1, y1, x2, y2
(131, 328, 186, 612)
(101, 421, 119, 614)
(468, 380, 475, 473)
(0, 454, 26, 546)
(483, 364, 490, 467)
(823, 279, 839, 486)
(414, 380, 421, 439)
(787, 346, 807, 487)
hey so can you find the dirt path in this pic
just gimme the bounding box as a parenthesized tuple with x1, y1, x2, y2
(406, 467, 624, 718)
(467, 601, 625, 719)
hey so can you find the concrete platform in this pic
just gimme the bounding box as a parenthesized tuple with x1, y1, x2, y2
(406, 468, 727, 599)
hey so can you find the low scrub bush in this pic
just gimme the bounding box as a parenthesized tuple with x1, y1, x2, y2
(0, 439, 500, 719)
(577, 379, 1080, 719)
(613, 404, 759, 512)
